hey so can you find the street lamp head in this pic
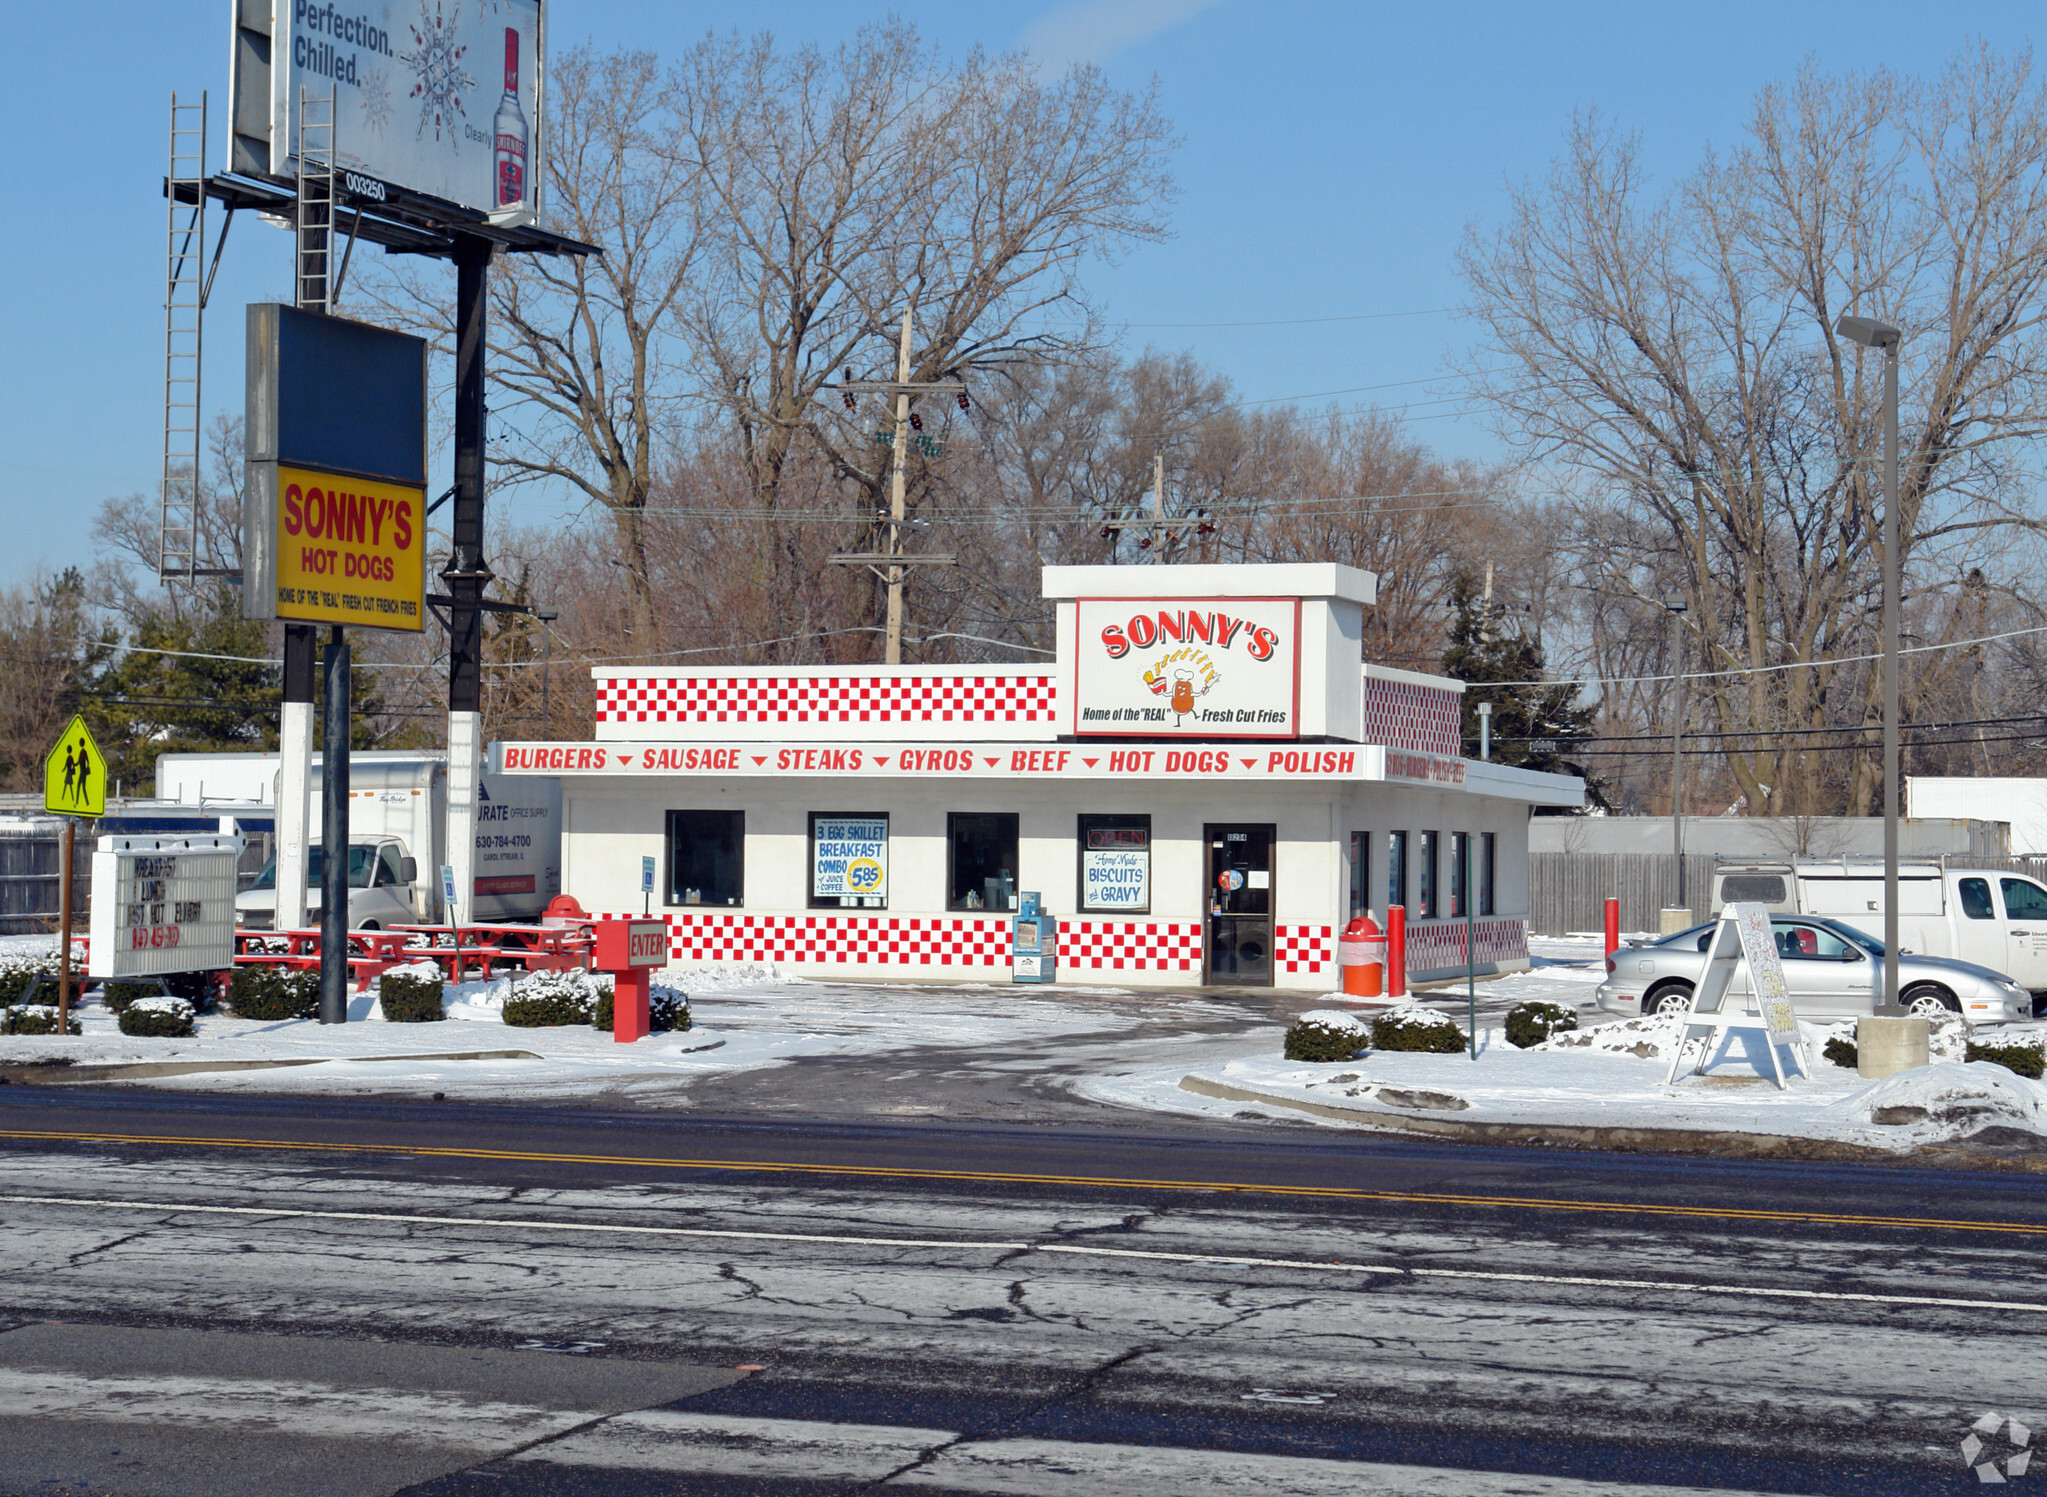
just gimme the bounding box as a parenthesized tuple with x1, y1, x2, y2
(1835, 313, 1902, 352)
(1663, 594, 1687, 613)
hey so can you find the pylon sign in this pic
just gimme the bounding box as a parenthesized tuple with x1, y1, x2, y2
(43, 715, 107, 818)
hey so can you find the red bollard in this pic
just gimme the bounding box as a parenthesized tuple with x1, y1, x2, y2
(593, 918, 668, 1042)
(1387, 905, 1407, 998)
(1604, 898, 1620, 962)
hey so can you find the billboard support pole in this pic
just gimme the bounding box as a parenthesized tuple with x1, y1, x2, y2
(445, 237, 494, 923)
(319, 626, 350, 1023)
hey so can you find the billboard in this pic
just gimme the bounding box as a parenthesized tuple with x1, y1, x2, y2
(254, 0, 544, 226)
(245, 304, 428, 632)
(87, 836, 240, 979)
(1073, 598, 1302, 738)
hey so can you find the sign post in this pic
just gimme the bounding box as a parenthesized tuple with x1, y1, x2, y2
(42, 716, 107, 1035)
(440, 863, 463, 983)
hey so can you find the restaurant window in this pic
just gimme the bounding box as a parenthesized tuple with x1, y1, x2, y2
(666, 810, 744, 907)
(1449, 832, 1469, 917)
(1418, 830, 1439, 918)
(1480, 832, 1496, 917)
(810, 813, 888, 909)
(1079, 814, 1150, 914)
(1348, 831, 1370, 918)
(1388, 831, 1408, 913)
(949, 812, 1020, 912)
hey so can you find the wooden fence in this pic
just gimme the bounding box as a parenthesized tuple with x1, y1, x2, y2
(1529, 853, 1720, 937)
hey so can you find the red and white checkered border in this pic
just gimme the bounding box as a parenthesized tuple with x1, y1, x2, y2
(1363, 676, 1462, 756)
(1274, 924, 1334, 975)
(595, 672, 1057, 727)
(598, 912, 1201, 972)
(1401, 918, 1529, 973)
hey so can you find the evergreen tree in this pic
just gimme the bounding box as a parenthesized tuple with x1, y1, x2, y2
(1440, 572, 1607, 805)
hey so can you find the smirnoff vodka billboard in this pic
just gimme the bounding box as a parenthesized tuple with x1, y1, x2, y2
(1073, 598, 1302, 738)
(271, 0, 543, 225)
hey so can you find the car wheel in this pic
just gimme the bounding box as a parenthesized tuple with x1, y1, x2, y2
(1643, 982, 1694, 1016)
(360, 921, 380, 932)
(1902, 983, 1960, 1017)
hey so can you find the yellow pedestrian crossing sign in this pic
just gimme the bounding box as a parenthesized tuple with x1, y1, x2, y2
(43, 715, 106, 817)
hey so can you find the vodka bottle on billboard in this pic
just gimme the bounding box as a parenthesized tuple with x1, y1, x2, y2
(491, 28, 530, 222)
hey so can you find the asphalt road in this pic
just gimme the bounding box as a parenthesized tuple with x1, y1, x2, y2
(2, 1084, 2045, 1494)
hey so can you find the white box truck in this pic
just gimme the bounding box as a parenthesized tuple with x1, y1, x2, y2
(155, 751, 561, 930)
(1908, 776, 2047, 854)
(1713, 859, 2047, 1000)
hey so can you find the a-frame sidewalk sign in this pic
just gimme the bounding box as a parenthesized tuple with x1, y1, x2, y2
(1664, 901, 1814, 1090)
(40, 714, 108, 1035)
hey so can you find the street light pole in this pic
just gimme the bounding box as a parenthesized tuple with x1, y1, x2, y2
(1836, 313, 1904, 1017)
(1664, 595, 1687, 910)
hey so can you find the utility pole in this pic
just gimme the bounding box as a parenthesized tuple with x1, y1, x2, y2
(1664, 594, 1688, 911)
(829, 308, 963, 664)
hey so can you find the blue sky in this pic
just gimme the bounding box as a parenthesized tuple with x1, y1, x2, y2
(3, 1, 2040, 589)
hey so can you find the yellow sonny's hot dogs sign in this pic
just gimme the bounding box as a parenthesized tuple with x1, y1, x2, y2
(273, 464, 426, 630)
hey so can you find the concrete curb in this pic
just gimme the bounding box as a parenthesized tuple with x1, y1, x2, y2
(1177, 1074, 1893, 1160)
(0, 1050, 545, 1084)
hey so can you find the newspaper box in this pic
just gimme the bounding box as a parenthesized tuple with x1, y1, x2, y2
(1012, 892, 1057, 984)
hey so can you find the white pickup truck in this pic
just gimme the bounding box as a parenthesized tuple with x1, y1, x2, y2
(1713, 860, 2047, 1002)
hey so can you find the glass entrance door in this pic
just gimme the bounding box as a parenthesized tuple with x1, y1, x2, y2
(1205, 823, 1275, 985)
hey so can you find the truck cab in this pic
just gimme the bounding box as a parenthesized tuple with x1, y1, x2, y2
(236, 837, 420, 930)
(1714, 860, 2047, 999)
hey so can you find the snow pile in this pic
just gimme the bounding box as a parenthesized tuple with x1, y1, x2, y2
(130, 996, 193, 1015)
(1846, 1061, 2047, 1136)
(514, 968, 614, 1002)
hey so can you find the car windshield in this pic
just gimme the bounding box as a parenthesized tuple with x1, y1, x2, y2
(249, 846, 376, 890)
(1817, 919, 1883, 955)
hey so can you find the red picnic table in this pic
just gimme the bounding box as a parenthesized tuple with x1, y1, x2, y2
(232, 927, 423, 992)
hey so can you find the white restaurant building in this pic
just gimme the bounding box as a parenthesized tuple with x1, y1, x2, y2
(499, 564, 1582, 987)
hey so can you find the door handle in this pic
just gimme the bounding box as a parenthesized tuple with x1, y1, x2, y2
(2014, 929, 2032, 936)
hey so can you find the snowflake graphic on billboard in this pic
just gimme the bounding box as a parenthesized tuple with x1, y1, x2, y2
(398, 0, 476, 147)
(357, 66, 394, 136)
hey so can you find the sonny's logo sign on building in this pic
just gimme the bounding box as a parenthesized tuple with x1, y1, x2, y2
(1076, 598, 1300, 738)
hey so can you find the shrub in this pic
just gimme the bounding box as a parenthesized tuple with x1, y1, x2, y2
(1966, 1040, 2046, 1080)
(227, 966, 319, 1020)
(2, 1004, 81, 1036)
(593, 981, 690, 1034)
(1823, 1036, 1859, 1070)
(0, 952, 58, 1006)
(101, 980, 159, 1014)
(1505, 1001, 1578, 1049)
(502, 968, 607, 1028)
(118, 996, 195, 1038)
(1371, 1007, 1468, 1054)
(378, 968, 446, 1023)
(1284, 1015, 1367, 1062)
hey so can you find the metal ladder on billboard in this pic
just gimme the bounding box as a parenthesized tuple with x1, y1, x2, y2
(296, 87, 336, 313)
(159, 92, 206, 585)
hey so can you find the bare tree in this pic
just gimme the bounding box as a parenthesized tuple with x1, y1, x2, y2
(1461, 47, 2047, 816)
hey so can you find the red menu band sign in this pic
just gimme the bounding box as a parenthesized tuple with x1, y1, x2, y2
(1074, 597, 1301, 739)
(498, 741, 1436, 784)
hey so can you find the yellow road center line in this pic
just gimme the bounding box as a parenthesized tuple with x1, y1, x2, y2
(0, 1126, 2039, 1235)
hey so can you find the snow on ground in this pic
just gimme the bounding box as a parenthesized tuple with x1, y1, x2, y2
(1078, 984, 2047, 1149)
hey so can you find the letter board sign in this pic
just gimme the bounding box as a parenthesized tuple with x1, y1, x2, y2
(1074, 598, 1301, 738)
(87, 835, 239, 979)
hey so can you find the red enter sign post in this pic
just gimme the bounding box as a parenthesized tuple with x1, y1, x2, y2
(593, 919, 667, 1042)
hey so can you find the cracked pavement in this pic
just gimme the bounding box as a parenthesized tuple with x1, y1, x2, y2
(0, 1134, 2043, 1493)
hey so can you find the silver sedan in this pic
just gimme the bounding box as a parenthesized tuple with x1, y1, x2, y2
(1595, 916, 2031, 1026)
